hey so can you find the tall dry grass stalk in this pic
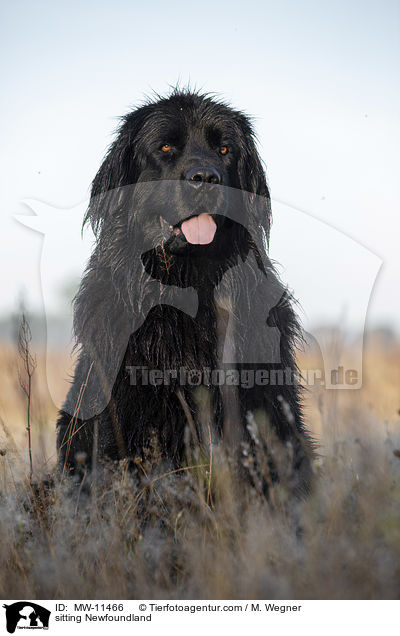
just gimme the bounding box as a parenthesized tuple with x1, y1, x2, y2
(17, 315, 37, 482)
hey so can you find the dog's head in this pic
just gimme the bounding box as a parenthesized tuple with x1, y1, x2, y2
(85, 90, 271, 281)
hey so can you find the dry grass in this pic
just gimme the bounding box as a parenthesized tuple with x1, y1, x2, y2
(0, 336, 399, 600)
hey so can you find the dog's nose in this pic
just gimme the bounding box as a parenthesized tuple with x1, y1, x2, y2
(185, 166, 221, 187)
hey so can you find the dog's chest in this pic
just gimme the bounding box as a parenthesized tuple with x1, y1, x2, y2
(127, 304, 222, 371)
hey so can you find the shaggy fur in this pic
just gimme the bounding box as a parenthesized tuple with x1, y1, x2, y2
(56, 89, 314, 496)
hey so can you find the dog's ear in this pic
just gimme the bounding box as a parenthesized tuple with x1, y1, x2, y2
(236, 119, 272, 247)
(84, 108, 150, 234)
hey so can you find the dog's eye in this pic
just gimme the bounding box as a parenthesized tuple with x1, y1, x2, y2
(161, 144, 171, 153)
(219, 146, 229, 155)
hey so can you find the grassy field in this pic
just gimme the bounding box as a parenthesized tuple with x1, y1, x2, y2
(0, 333, 399, 599)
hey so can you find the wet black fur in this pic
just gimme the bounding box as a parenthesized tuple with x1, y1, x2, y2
(56, 89, 314, 496)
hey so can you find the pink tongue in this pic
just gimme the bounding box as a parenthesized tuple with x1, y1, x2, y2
(181, 213, 217, 245)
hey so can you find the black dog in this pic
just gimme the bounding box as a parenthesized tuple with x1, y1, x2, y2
(57, 89, 314, 496)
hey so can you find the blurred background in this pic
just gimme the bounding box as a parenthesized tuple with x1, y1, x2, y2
(1, 0, 399, 331)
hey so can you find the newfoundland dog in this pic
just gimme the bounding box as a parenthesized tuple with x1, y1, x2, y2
(57, 89, 314, 497)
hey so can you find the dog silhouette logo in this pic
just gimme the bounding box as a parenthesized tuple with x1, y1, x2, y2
(3, 602, 50, 633)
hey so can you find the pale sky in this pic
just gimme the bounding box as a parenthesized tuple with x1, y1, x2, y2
(1, 0, 399, 334)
